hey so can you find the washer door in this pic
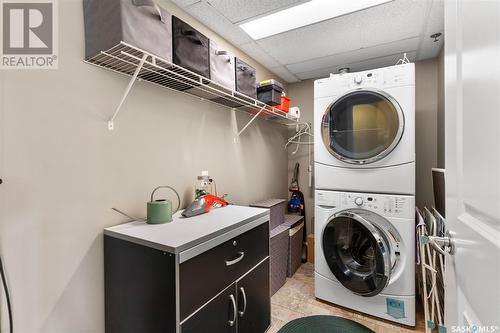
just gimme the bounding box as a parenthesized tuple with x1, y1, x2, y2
(322, 210, 391, 296)
(321, 89, 404, 164)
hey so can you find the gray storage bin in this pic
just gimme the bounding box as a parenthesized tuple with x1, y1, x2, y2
(83, 0, 172, 61)
(287, 223, 304, 277)
(284, 215, 305, 277)
(250, 199, 286, 230)
(209, 40, 236, 91)
(172, 16, 210, 79)
(235, 58, 257, 99)
(186, 40, 237, 102)
(257, 79, 284, 106)
(270, 225, 289, 295)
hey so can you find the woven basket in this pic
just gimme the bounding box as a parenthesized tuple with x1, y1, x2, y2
(283, 215, 305, 277)
(250, 199, 286, 230)
(270, 225, 289, 295)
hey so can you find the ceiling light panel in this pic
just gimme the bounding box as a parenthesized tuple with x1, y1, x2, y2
(255, 0, 428, 65)
(240, 0, 393, 40)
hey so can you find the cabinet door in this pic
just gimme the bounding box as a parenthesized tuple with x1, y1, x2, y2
(181, 283, 238, 333)
(237, 258, 271, 333)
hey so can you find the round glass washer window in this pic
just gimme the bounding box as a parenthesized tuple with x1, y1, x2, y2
(322, 214, 390, 296)
(322, 90, 403, 164)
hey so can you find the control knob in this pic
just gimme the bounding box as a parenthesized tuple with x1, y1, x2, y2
(354, 75, 363, 84)
(355, 197, 363, 206)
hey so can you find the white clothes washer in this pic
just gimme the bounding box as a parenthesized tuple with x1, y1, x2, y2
(314, 63, 415, 195)
(314, 190, 415, 326)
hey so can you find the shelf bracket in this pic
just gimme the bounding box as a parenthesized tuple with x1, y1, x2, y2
(235, 105, 266, 138)
(107, 53, 148, 130)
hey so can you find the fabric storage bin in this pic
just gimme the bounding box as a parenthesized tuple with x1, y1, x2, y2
(250, 199, 286, 230)
(283, 215, 304, 277)
(270, 225, 289, 295)
(257, 79, 284, 106)
(172, 16, 210, 78)
(209, 40, 235, 91)
(235, 58, 257, 99)
(83, 0, 172, 61)
(287, 221, 304, 277)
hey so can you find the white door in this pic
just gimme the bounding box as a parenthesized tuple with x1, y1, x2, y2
(445, 0, 500, 330)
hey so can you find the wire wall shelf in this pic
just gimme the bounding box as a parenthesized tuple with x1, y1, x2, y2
(84, 42, 299, 132)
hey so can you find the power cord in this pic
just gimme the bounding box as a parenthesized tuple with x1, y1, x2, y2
(0, 256, 13, 333)
(209, 178, 217, 196)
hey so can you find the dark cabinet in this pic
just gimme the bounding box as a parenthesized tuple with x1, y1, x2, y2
(182, 283, 238, 333)
(237, 259, 271, 333)
(104, 216, 270, 333)
(180, 222, 268, 320)
(181, 258, 270, 333)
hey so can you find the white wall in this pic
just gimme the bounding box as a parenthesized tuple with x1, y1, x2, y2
(437, 49, 445, 168)
(286, 80, 314, 235)
(415, 58, 439, 208)
(0, 1, 289, 332)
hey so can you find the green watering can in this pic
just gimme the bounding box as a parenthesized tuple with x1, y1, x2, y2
(147, 186, 181, 224)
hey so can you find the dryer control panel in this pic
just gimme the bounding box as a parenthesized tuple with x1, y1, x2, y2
(316, 190, 414, 219)
(314, 63, 415, 98)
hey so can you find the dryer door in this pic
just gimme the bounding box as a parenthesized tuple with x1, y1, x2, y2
(322, 210, 391, 296)
(321, 89, 404, 164)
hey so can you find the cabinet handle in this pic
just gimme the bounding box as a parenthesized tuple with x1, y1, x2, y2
(238, 287, 247, 317)
(228, 294, 237, 327)
(225, 251, 244, 266)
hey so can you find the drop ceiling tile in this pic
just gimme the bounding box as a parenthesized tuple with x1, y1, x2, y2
(238, 42, 282, 69)
(170, 0, 200, 8)
(206, 0, 309, 24)
(256, 0, 429, 64)
(184, 1, 253, 45)
(287, 37, 419, 74)
(296, 51, 417, 80)
(268, 66, 301, 83)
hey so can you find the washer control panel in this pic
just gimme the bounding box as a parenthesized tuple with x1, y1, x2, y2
(316, 190, 414, 219)
(341, 193, 412, 218)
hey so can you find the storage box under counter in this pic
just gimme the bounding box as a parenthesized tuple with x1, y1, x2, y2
(104, 205, 271, 333)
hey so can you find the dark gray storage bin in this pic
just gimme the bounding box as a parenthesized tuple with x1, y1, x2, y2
(257, 79, 284, 106)
(235, 58, 257, 99)
(172, 16, 210, 78)
(209, 40, 235, 91)
(83, 0, 172, 61)
(250, 199, 286, 230)
(283, 215, 304, 277)
(270, 225, 289, 295)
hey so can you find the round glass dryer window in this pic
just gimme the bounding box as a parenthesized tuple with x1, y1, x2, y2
(321, 90, 404, 164)
(322, 212, 391, 296)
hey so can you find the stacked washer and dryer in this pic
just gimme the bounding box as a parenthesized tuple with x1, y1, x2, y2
(313, 63, 416, 326)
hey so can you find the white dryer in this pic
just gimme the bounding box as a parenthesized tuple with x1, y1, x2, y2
(314, 190, 415, 326)
(314, 63, 415, 195)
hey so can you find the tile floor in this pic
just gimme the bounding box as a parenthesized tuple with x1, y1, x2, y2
(269, 263, 426, 333)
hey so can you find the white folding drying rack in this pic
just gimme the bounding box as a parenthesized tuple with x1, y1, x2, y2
(84, 42, 300, 135)
(417, 207, 446, 333)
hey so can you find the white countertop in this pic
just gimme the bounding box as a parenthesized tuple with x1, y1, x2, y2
(104, 205, 269, 254)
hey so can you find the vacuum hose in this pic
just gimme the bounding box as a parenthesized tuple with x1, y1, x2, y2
(0, 257, 13, 333)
